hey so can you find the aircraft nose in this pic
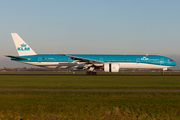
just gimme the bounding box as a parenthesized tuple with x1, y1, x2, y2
(173, 61, 177, 66)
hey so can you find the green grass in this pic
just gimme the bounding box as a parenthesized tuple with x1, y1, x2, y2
(0, 74, 179, 119)
(0, 76, 180, 89)
(0, 92, 179, 119)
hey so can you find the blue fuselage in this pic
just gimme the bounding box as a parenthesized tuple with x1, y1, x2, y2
(11, 54, 176, 66)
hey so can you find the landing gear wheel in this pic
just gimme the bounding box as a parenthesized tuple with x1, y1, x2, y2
(161, 72, 165, 75)
(86, 72, 97, 75)
(92, 72, 97, 75)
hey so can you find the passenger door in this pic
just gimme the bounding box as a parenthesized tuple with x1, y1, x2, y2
(160, 58, 164, 65)
(136, 58, 140, 63)
(38, 57, 42, 62)
(99, 57, 103, 62)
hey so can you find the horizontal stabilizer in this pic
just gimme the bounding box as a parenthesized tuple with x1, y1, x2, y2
(5, 55, 29, 60)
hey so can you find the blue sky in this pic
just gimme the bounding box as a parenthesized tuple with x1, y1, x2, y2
(0, 0, 180, 69)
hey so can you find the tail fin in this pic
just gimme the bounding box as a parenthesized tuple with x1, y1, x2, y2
(11, 33, 36, 56)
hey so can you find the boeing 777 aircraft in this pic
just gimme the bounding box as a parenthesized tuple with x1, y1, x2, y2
(5, 33, 177, 75)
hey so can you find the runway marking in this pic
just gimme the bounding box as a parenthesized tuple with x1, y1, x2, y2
(0, 89, 179, 92)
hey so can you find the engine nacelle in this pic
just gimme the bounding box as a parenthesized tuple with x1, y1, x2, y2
(77, 64, 84, 69)
(104, 63, 120, 72)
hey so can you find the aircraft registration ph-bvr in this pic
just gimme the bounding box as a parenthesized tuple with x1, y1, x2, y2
(5, 33, 177, 75)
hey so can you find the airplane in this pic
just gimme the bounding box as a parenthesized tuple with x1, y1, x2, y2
(5, 33, 177, 75)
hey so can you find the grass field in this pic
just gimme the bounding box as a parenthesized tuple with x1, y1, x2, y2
(0, 92, 179, 120)
(0, 76, 180, 90)
(0, 73, 180, 119)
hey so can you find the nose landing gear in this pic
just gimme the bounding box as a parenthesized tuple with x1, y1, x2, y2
(161, 68, 167, 75)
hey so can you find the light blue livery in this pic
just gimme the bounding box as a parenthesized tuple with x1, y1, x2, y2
(5, 33, 177, 75)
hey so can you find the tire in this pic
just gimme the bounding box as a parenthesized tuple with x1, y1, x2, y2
(93, 72, 97, 75)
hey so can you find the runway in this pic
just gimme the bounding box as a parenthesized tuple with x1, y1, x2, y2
(0, 89, 179, 92)
(0, 74, 180, 76)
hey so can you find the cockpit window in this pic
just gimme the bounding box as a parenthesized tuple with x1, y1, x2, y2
(170, 59, 174, 61)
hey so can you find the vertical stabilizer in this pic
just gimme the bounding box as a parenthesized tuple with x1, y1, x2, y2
(11, 33, 36, 56)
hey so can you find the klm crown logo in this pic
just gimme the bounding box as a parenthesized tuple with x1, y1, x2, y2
(21, 43, 27, 47)
(17, 43, 30, 51)
(141, 57, 148, 60)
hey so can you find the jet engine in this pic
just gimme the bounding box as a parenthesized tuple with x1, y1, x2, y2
(104, 63, 120, 72)
(76, 64, 84, 69)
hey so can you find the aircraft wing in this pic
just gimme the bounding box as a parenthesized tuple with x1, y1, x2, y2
(61, 54, 103, 64)
(5, 55, 29, 60)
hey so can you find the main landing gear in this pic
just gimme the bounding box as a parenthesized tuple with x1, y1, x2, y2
(86, 71, 97, 75)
